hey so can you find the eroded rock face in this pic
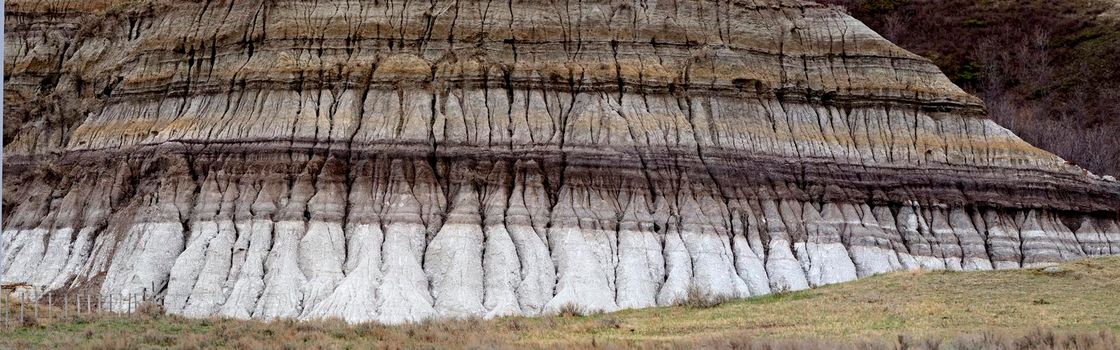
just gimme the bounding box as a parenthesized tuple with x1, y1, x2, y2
(4, 0, 1119, 323)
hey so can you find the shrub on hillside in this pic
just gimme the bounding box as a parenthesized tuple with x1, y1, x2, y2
(678, 284, 733, 309)
(135, 301, 164, 319)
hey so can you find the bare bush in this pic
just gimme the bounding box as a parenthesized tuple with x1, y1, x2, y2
(597, 316, 623, 330)
(136, 301, 164, 319)
(556, 303, 588, 317)
(20, 314, 39, 328)
(677, 284, 734, 309)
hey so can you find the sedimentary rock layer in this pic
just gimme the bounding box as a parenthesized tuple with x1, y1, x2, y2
(4, 0, 1119, 323)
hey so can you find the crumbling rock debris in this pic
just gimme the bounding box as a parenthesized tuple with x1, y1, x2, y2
(3, 0, 1119, 324)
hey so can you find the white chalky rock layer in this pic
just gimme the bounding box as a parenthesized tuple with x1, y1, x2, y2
(4, 156, 1120, 323)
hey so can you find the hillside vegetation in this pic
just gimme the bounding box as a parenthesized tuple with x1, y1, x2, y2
(821, 0, 1120, 177)
(3, 257, 1119, 349)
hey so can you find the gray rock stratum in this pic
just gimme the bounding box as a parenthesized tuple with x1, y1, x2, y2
(4, 0, 1120, 323)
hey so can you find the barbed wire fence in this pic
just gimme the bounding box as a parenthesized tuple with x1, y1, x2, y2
(1, 286, 159, 328)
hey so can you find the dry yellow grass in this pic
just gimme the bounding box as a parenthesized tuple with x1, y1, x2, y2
(2, 257, 1119, 349)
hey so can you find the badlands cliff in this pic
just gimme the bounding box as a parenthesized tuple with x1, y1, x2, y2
(4, 0, 1120, 323)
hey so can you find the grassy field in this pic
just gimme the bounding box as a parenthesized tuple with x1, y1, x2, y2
(3, 257, 1120, 349)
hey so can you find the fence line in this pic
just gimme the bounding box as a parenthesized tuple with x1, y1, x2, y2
(1, 287, 332, 328)
(0, 289, 159, 328)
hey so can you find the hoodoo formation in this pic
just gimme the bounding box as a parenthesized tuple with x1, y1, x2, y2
(4, 0, 1120, 323)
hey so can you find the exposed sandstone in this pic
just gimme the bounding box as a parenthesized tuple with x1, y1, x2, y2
(3, 0, 1119, 323)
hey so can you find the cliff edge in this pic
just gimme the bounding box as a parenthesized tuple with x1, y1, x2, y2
(4, 0, 1119, 323)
